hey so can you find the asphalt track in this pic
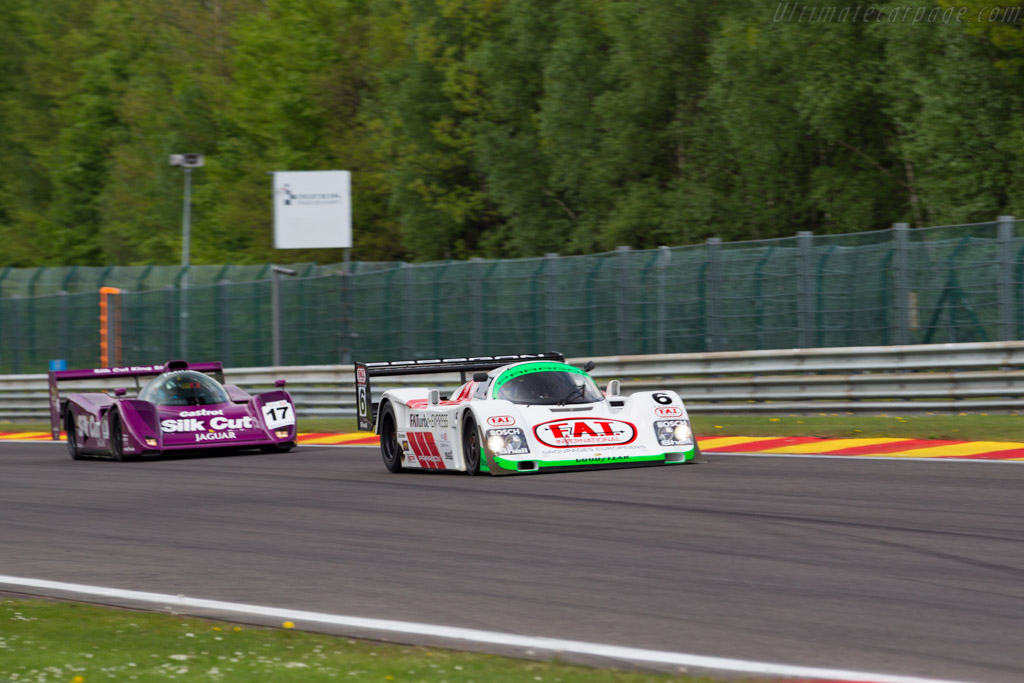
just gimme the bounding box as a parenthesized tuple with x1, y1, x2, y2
(1, 442, 1022, 683)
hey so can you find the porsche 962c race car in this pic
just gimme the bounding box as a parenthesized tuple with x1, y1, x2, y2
(49, 361, 297, 460)
(355, 353, 702, 475)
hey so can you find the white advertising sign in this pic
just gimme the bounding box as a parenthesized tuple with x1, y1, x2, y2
(272, 170, 351, 249)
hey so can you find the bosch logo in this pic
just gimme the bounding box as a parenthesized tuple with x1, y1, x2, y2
(356, 367, 367, 384)
(487, 415, 515, 427)
(534, 418, 637, 448)
(655, 406, 683, 417)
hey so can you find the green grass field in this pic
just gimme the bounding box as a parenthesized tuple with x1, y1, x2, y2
(3, 413, 1022, 443)
(0, 597, 722, 683)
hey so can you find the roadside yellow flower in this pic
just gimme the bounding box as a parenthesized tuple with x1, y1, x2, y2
(283, 621, 295, 629)
(769, 418, 780, 422)
(714, 425, 723, 429)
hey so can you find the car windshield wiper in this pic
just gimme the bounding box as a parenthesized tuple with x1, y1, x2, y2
(557, 384, 586, 406)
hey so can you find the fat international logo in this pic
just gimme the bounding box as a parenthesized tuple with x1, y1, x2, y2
(655, 406, 684, 417)
(487, 415, 515, 427)
(533, 418, 637, 448)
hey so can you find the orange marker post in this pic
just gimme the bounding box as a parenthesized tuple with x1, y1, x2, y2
(99, 287, 122, 368)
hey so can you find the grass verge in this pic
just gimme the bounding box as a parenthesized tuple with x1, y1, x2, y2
(0, 597, 721, 683)
(2, 414, 1021, 443)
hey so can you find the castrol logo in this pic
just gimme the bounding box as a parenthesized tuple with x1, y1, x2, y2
(487, 415, 515, 427)
(533, 418, 637, 448)
(655, 406, 683, 417)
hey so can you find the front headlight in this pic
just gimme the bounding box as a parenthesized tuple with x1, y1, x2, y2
(485, 428, 530, 455)
(655, 419, 693, 446)
(674, 423, 692, 443)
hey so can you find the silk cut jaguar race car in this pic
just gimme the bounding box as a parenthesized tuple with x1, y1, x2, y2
(355, 353, 702, 475)
(48, 361, 297, 461)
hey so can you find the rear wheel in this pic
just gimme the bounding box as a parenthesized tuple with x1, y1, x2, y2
(379, 402, 404, 473)
(462, 415, 481, 475)
(65, 410, 83, 461)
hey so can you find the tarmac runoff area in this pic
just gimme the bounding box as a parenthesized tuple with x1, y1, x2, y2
(2, 431, 1024, 460)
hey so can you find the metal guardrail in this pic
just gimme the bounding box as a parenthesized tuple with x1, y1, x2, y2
(2, 341, 1024, 421)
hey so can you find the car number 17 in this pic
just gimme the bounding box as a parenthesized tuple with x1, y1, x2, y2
(262, 400, 294, 429)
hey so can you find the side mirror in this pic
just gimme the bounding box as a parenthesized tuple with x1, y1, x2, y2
(428, 389, 440, 406)
(114, 387, 127, 397)
(583, 361, 595, 372)
(275, 379, 287, 388)
(606, 380, 620, 397)
(472, 372, 489, 382)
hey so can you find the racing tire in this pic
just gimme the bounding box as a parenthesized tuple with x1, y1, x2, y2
(65, 410, 83, 461)
(462, 415, 481, 476)
(109, 411, 133, 462)
(378, 402, 404, 473)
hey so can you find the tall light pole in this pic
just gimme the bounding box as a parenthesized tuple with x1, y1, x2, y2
(169, 153, 204, 358)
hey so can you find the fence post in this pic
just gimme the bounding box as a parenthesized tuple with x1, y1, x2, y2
(402, 263, 416, 358)
(164, 285, 177, 362)
(338, 270, 352, 364)
(218, 280, 232, 367)
(11, 295, 22, 373)
(797, 231, 814, 349)
(58, 291, 70, 365)
(997, 215, 1015, 341)
(616, 246, 632, 355)
(657, 246, 671, 354)
(705, 238, 722, 351)
(470, 258, 484, 353)
(545, 254, 560, 353)
(892, 223, 911, 345)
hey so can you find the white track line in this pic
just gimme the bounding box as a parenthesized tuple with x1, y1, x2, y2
(0, 575, 968, 683)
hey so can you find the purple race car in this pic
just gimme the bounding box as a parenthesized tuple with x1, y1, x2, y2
(48, 360, 297, 461)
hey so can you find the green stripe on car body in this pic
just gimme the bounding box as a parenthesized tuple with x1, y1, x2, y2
(491, 362, 587, 398)
(492, 449, 696, 471)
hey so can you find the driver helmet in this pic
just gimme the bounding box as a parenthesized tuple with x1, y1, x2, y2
(505, 376, 531, 402)
(159, 373, 201, 401)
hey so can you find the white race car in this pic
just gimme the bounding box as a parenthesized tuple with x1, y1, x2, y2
(355, 353, 702, 475)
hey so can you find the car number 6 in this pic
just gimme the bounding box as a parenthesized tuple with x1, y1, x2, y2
(653, 392, 673, 405)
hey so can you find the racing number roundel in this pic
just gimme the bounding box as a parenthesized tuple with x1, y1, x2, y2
(533, 418, 637, 448)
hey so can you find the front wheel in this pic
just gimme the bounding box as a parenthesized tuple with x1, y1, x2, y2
(65, 410, 83, 461)
(378, 402, 404, 473)
(462, 415, 481, 475)
(109, 411, 132, 462)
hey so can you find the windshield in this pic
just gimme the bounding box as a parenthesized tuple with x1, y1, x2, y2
(494, 367, 603, 405)
(138, 370, 230, 407)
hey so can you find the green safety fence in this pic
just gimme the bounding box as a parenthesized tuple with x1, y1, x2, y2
(1, 219, 1022, 373)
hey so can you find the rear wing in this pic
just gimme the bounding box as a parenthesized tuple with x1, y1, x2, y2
(47, 360, 225, 440)
(354, 352, 565, 431)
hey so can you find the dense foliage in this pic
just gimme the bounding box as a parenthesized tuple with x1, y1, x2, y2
(1, 0, 1023, 266)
